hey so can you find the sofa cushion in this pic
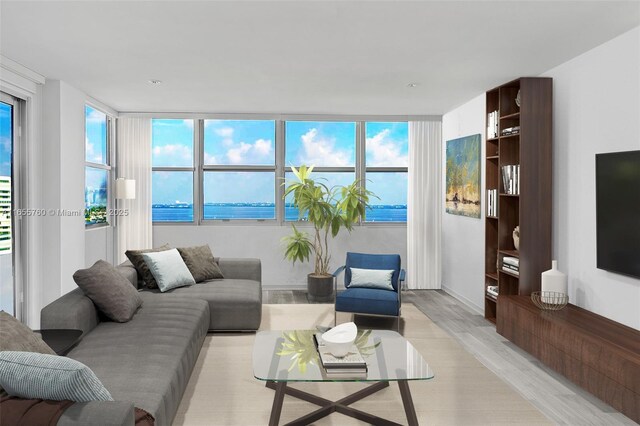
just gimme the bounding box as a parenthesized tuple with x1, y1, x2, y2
(125, 245, 171, 289)
(348, 267, 395, 291)
(148, 279, 261, 330)
(335, 287, 400, 316)
(65, 292, 209, 426)
(142, 249, 196, 292)
(0, 351, 113, 402)
(177, 245, 224, 282)
(73, 260, 143, 323)
(0, 311, 55, 355)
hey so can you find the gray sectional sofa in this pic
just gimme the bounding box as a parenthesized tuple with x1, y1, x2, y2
(40, 258, 262, 426)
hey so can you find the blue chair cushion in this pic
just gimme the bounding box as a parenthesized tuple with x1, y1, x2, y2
(335, 287, 400, 317)
(345, 252, 401, 291)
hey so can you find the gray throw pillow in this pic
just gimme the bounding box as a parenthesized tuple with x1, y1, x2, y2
(125, 244, 171, 289)
(0, 351, 113, 402)
(142, 249, 196, 292)
(177, 245, 224, 282)
(0, 311, 55, 355)
(73, 260, 143, 322)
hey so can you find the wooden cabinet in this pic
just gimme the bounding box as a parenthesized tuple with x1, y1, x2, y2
(498, 296, 640, 423)
(484, 78, 553, 323)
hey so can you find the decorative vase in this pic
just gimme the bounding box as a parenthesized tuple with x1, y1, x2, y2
(512, 226, 520, 251)
(541, 260, 568, 304)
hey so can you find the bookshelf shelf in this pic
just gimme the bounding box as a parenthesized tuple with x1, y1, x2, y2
(484, 77, 552, 325)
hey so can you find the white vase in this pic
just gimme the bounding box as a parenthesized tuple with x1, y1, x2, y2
(541, 260, 568, 303)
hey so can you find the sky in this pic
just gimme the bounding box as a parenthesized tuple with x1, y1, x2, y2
(85, 106, 107, 164)
(151, 119, 408, 206)
(0, 102, 11, 177)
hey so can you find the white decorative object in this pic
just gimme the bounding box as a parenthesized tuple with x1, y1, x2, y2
(322, 322, 357, 358)
(114, 178, 136, 199)
(513, 226, 520, 251)
(541, 260, 567, 303)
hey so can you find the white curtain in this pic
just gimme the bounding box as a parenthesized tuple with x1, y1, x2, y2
(407, 121, 442, 289)
(116, 118, 152, 263)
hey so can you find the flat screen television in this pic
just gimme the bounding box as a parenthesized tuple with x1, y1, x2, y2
(596, 150, 640, 279)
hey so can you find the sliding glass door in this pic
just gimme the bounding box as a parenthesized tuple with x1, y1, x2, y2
(0, 93, 18, 316)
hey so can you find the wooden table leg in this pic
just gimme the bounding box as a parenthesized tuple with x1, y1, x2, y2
(268, 381, 287, 426)
(398, 380, 419, 426)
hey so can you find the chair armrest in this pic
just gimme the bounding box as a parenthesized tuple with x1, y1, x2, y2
(399, 269, 406, 282)
(332, 265, 346, 277)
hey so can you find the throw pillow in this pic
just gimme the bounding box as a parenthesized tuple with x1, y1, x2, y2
(73, 260, 143, 322)
(177, 245, 224, 282)
(0, 312, 55, 355)
(0, 351, 113, 402)
(348, 267, 395, 291)
(125, 244, 171, 289)
(142, 249, 196, 292)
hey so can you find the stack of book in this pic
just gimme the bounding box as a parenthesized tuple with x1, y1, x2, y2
(486, 285, 498, 299)
(487, 111, 498, 138)
(487, 189, 498, 217)
(501, 125, 520, 136)
(502, 165, 520, 195)
(502, 257, 519, 275)
(314, 333, 367, 376)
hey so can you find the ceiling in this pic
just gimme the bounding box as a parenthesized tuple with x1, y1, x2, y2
(1, 1, 638, 115)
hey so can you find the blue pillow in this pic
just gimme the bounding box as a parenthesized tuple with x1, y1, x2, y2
(348, 267, 395, 291)
(142, 248, 196, 292)
(0, 351, 113, 402)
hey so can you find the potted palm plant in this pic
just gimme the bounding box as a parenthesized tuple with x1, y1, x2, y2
(282, 165, 374, 301)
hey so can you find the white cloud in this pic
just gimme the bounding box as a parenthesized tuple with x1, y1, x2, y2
(298, 128, 351, 167)
(153, 144, 192, 165)
(366, 129, 408, 167)
(86, 109, 106, 124)
(226, 139, 273, 164)
(182, 119, 194, 129)
(215, 127, 234, 137)
(204, 153, 217, 164)
(222, 138, 234, 147)
(85, 137, 103, 163)
(0, 136, 10, 153)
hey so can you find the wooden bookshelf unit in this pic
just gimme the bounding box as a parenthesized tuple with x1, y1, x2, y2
(484, 77, 553, 324)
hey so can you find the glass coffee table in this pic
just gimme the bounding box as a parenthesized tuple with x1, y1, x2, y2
(253, 329, 434, 426)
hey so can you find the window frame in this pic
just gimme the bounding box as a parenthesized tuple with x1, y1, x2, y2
(151, 118, 199, 225)
(85, 104, 113, 229)
(363, 121, 409, 223)
(148, 115, 416, 226)
(200, 119, 278, 224)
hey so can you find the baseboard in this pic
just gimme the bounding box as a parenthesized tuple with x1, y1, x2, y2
(440, 285, 484, 316)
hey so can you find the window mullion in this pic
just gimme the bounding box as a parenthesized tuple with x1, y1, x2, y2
(276, 119, 285, 224)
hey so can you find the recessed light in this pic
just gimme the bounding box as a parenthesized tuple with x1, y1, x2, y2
(407, 83, 419, 88)
(148, 80, 162, 85)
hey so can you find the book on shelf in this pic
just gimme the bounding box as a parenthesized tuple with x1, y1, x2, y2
(503, 257, 519, 268)
(487, 285, 499, 299)
(502, 266, 519, 275)
(502, 263, 519, 272)
(313, 333, 367, 372)
(501, 126, 520, 136)
(501, 165, 520, 195)
(486, 189, 498, 217)
(487, 111, 499, 139)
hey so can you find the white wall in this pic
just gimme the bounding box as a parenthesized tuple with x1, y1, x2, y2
(441, 27, 640, 329)
(154, 224, 407, 288)
(541, 27, 640, 329)
(441, 94, 486, 312)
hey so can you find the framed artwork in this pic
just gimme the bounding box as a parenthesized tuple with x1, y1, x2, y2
(446, 134, 481, 218)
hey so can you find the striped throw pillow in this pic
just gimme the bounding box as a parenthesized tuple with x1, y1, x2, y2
(0, 351, 113, 402)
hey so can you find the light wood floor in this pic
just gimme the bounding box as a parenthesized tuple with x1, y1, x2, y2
(263, 289, 637, 426)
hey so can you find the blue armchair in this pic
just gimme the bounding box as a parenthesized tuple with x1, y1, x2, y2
(333, 252, 405, 327)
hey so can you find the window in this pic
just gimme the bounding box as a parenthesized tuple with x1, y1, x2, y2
(203, 120, 276, 220)
(85, 106, 110, 226)
(284, 121, 356, 221)
(364, 122, 408, 222)
(151, 119, 194, 222)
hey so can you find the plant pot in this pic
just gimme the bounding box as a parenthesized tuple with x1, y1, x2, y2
(307, 274, 334, 302)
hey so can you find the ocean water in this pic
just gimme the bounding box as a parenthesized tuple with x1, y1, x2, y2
(152, 204, 406, 222)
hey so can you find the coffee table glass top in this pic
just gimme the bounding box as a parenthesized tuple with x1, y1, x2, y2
(253, 329, 434, 382)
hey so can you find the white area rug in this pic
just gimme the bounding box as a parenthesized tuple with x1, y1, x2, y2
(174, 304, 549, 425)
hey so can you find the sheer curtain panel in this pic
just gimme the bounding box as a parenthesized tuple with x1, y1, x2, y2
(407, 121, 442, 289)
(116, 118, 152, 263)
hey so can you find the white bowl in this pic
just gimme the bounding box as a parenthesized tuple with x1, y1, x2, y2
(322, 322, 357, 357)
